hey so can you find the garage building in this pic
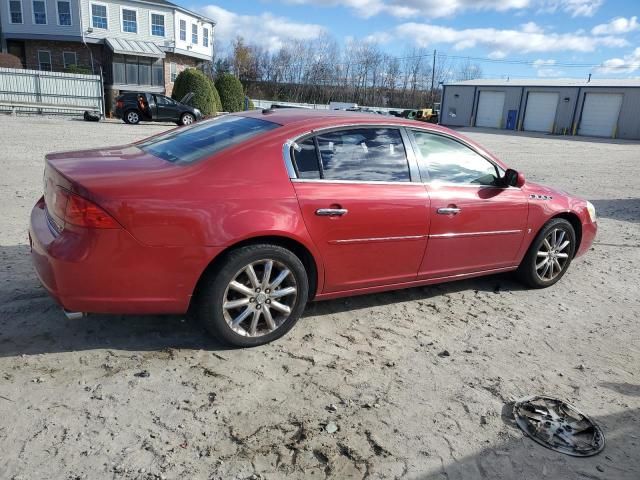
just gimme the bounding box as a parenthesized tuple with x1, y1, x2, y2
(440, 79, 640, 140)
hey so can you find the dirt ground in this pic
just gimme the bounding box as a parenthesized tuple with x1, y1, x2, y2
(0, 116, 638, 480)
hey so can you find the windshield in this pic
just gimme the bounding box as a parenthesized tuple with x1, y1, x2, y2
(138, 115, 280, 164)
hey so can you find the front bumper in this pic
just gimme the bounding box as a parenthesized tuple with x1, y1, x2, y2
(576, 220, 597, 257)
(29, 197, 221, 314)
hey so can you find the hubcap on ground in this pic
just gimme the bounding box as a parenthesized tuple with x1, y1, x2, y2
(222, 259, 297, 337)
(535, 228, 571, 281)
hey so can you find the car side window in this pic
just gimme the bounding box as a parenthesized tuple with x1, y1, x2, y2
(411, 130, 501, 186)
(292, 138, 321, 179)
(314, 128, 410, 182)
(155, 95, 174, 106)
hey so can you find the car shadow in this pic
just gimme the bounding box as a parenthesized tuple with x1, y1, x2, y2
(0, 243, 525, 358)
(591, 198, 640, 224)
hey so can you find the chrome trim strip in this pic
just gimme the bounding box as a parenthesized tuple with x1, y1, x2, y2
(429, 229, 522, 239)
(291, 178, 422, 186)
(330, 235, 427, 245)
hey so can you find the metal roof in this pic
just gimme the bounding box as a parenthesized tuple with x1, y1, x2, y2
(444, 78, 640, 88)
(106, 38, 165, 58)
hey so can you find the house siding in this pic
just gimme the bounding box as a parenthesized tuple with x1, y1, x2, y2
(0, 0, 83, 38)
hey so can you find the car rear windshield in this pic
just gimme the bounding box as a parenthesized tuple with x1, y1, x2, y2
(138, 115, 280, 164)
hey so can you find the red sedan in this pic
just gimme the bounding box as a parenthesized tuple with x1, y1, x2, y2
(29, 109, 597, 347)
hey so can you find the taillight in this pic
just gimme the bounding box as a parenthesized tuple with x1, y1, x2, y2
(50, 187, 119, 229)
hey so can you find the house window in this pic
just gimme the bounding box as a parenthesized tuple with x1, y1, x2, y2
(9, 0, 22, 24)
(112, 55, 164, 86)
(170, 62, 177, 82)
(122, 8, 137, 33)
(203, 27, 209, 48)
(63, 51, 77, 68)
(38, 50, 51, 71)
(179, 19, 186, 41)
(57, 1, 71, 25)
(91, 3, 107, 29)
(191, 24, 198, 44)
(32, 0, 46, 24)
(151, 13, 165, 36)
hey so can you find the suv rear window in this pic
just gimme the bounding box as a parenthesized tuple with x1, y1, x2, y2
(138, 115, 280, 164)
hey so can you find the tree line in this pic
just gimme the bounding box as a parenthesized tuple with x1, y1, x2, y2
(211, 36, 483, 109)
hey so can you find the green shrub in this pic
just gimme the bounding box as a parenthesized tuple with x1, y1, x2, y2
(215, 73, 244, 112)
(65, 65, 92, 75)
(171, 68, 219, 116)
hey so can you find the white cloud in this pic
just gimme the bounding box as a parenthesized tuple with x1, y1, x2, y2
(521, 22, 544, 34)
(592, 16, 639, 36)
(285, 0, 531, 19)
(285, 0, 605, 18)
(201, 5, 325, 52)
(539, 0, 603, 17)
(395, 23, 627, 54)
(533, 58, 556, 67)
(488, 50, 508, 59)
(532, 59, 563, 77)
(597, 48, 640, 74)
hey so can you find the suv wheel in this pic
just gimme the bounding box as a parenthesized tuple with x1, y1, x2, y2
(181, 113, 195, 126)
(196, 244, 309, 347)
(124, 110, 140, 125)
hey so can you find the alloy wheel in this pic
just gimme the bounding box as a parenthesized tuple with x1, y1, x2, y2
(182, 114, 194, 125)
(535, 228, 572, 281)
(127, 111, 139, 123)
(222, 259, 298, 337)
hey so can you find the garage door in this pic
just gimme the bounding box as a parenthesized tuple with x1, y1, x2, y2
(475, 91, 505, 128)
(523, 92, 559, 133)
(578, 93, 623, 138)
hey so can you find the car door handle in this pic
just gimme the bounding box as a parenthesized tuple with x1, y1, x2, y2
(315, 208, 348, 217)
(437, 207, 461, 215)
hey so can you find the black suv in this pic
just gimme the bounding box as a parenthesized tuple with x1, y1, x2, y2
(115, 92, 202, 125)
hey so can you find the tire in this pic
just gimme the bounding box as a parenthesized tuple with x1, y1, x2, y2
(124, 110, 140, 125)
(180, 112, 195, 126)
(517, 218, 576, 288)
(196, 244, 309, 347)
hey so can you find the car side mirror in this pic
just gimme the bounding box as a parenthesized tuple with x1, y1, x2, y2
(504, 168, 525, 188)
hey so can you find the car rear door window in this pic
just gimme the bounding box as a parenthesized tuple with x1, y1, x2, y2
(315, 128, 410, 182)
(411, 130, 501, 185)
(138, 115, 280, 164)
(292, 138, 321, 179)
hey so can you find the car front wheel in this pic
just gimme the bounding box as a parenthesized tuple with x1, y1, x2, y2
(180, 113, 195, 126)
(196, 244, 309, 347)
(517, 218, 576, 288)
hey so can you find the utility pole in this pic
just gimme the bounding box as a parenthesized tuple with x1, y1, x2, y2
(431, 49, 436, 107)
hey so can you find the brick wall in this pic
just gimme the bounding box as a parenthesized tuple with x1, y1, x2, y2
(164, 52, 199, 96)
(24, 40, 94, 72)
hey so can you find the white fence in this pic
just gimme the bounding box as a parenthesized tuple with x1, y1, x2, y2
(0, 67, 104, 115)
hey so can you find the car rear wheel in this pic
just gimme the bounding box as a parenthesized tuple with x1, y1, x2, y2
(197, 244, 309, 347)
(180, 113, 195, 126)
(124, 110, 140, 125)
(517, 218, 576, 288)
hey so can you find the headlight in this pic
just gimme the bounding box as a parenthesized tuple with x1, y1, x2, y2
(586, 201, 596, 223)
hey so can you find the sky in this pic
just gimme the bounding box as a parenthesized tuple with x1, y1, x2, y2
(183, 0, 640, 79)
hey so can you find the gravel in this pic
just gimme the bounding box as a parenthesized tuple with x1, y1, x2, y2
(0, 116, 639, 479)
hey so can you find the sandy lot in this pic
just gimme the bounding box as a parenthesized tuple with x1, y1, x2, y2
(0, 116, 639, 480)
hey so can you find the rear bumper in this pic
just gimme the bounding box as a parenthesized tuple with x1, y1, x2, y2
(29, 197, 222, 314)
